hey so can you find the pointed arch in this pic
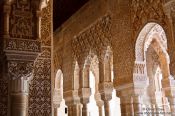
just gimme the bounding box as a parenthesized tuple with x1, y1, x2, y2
(135, 23, 167, 62)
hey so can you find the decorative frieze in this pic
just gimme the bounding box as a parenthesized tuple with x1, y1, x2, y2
(5, 38, 41, 52)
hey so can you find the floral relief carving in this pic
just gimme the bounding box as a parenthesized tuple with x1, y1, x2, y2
(5, 39, 41, 52)
(40, 2, 51, 46)
(8, 61, 34, 80)
(131, 0, 168, 34)
(28, 1, 51, 115)
(9, 0, 36, 39)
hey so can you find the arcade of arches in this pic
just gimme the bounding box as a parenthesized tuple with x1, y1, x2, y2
(1, 0, 175, 116)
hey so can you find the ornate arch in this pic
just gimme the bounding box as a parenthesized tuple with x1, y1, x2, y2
(135, 23, 167, 62)
(134, 23, 170, 88)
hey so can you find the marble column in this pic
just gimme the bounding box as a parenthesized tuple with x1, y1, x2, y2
(96, 101, 104, 116)
(98, 51, 113, 116)
(64, 90, 81, 116)
(98, 105, 103, 116)
(54, 108, 58, 116)
(104, 100, 110, 116)
(10, 77, 31, 116)
(82, 103, 88, 116)
(133, 95, 142, 116)
(67, 104, 81, 116)
(119, 96, 134, 116)
(78, 63, 91, 116)
(99, 82, 113, 116)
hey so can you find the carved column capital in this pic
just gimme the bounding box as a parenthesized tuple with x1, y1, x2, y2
(63, 90, 80, 106)
(78, 88, 91, 104)
(98, 82, 113, 101)
(8, 61, 34, 80)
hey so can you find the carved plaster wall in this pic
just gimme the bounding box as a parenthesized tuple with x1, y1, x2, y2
(28, 1, 52, 115)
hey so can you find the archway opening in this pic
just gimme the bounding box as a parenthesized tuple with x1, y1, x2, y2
(54, 70, 67, 116)
(87, 71, 99, 116)
(135, 22, 171, 114)
(110, 71, 121, 116)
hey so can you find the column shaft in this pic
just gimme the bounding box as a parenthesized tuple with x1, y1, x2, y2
(68, 104, 80, 116)
(98, 105, 103, 116)
(104, 101, 110, 116)
(82, 104, 88, 116)
(54, 108, 58, 116)
(11, 94, 28, 116)
(133, 102, 142, 116)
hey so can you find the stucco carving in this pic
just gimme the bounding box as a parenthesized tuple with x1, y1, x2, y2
(131, 0, 167, 33)
(8, 61, 34, 80)
(9, 0, 36, 39)
(5, 38, 41, 52)
(135, 23, 167, 62)
(72, 14, 112, 61)
(28, 1, 52, 115)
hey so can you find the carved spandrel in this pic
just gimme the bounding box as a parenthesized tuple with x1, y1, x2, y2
(131, 0, 168, 34)
(72, 14, 112, 60)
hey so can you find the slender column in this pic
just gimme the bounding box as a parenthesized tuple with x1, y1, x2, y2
(104, 100, 110, 116)
(119, 96, 134, 116)
(133, 95, 142, 116)
(64, 90, 81, 116)
(99, 82, 113, 116)
(10, 77, 31, 116)
(97, 101, 104, 116)
(54, 108, 58, 116)
(78, 63, 91, 116)
(98, 52, 113, 116)
(68, 105, 73, 116)
(82, 104, 88, 116)
(95, 93, 104, 116)
(67, 104, 80, 116)
(98, 105, 103, 116)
